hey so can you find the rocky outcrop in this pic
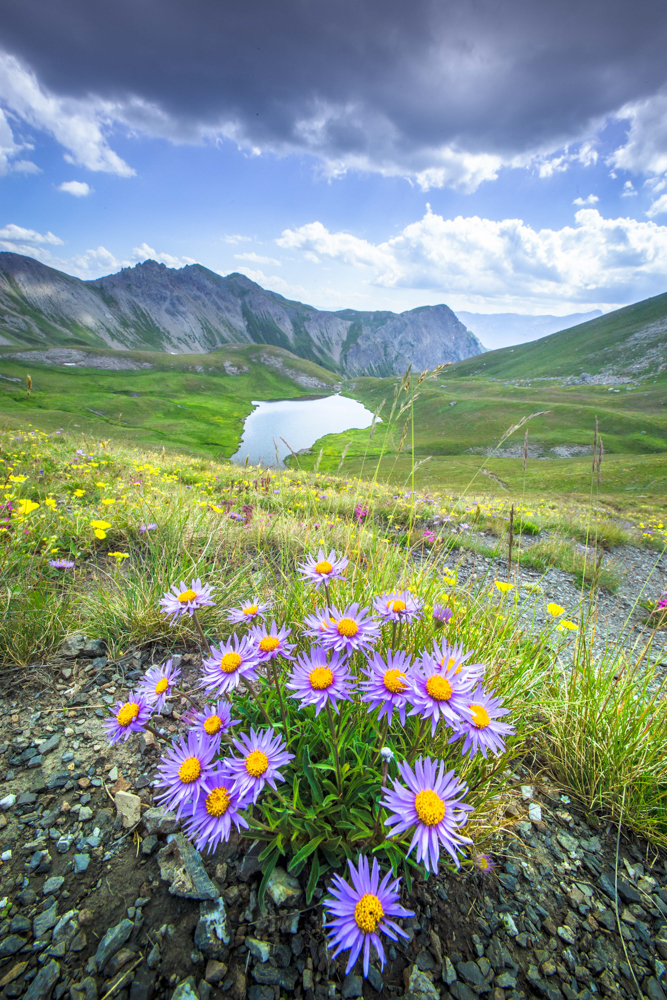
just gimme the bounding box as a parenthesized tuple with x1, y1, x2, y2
(0, 252, 483, 375)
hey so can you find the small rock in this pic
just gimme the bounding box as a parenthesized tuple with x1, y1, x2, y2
(60, 634, 87, 658)
(520, 785, 534, 800)
(529, 803, 542, 822)
(141, 835, 158, 856)
(443, 956, 457, 985)
(0, 936, 26, 959)
(557, 925, 576, 945)
(78, 909, 94, 927)
(142, 806, 178, 836)
(95, 918, 134, 971)
(147, 943, 160, 970)
(115, 790, 142, 829)
(129, 966, 155, 1000)
(24, 960, 60, 1000)
(157, 834, 219, 901)
(246, 938, 271, 963)
(170, 977, 199, 1000)
(52, 910, 80, 947)
(341, 974, 363, 998)
(194, 898, 230, 955)
(457, 961, 487, 989)
(106, 948, 136, 977)
(0, 961, 28, 990)
(78, 806, 93, 822)
(408, 965, 440, 1000)
(108, 766, 118, 782)
(367, 966, 383, 993)
(33, 902, 59, 939)
(43, 876, 65, 896)
(0, 793, 16, 810)
(204, 959, 228, 985)
(265, 867, 301, 907)
(70, 975, 98, 1000)
(500, 913, 518, 936)
(74, 854, 91, 873)
(38, 734, 62, 755)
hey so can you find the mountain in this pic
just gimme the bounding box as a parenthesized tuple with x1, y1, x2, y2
(448, 292, 667, 381)
(0, 252, 483, 376)
(457, 310, 603, 350)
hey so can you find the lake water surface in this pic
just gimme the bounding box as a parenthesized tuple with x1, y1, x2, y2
(231, 394, 377, 467)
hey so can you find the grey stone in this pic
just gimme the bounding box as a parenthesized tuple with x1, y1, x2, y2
(248, 989, 273, 1000)
(194, 899, 230, 956)
(157, 834, 219, 901)
(341, 974, 364, 998)
(24, 960, 60, 1000)
(28, 849, 52, 871)
(0, 935, 26, 958)
(443, 956, 457, 984)
(147, 943, 160, 970)
(495, 972, 518, 989)
(646, 978, 667, 1000)
(457, 961, 487, 988)
(9, 914, 32, 934)
(250, 965, 298, 991)
(60, 634, 87, 658)
(246, 937, 271, 963)
(197, 982, 211, 1000)
(170, 977, 198, 1000)
(142, 806, 178, 836)
(265, 866, 301, 907)
(78, 806, 93, 821)
(43, 876, 65, 895)
(95, 918, 134, 970)
(38, 734, 62, 755)
(56, 837, 72, 855)
(74, 854, 91, 873)
(557, 925, 576, 945)
(449, 984, 478, 1000)
(34, 903, 59, 939)
(141, 835, 158, 856)
(416, 948, 436, 971)
(500, 912, 518, 936)
(129, 971, 155, 1000)
(367, 966, 383, 993)
(204, 960, 228, 985)
(557, 833, 579, 853)
(408, 966, 440, 1000)
(52, 910, 80, 946)
(69, 975, 98, 1000)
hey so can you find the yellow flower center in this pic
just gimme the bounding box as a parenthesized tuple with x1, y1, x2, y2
(245, 750, 269, 777)
(440, 656, 457, 671)
(477, 855, 489, 870)
(243, 604, 258, 616)
(309, 666, 334, 690)
(259, 635, 280, 652)
(387, 598, 406, 613)
(116, 702, 140, 727)
(426, 675, 453, 701)
(178, 589, 197, 603)
(470, 703, 491, 728)
(354, 893, 384, 934)
(337, 617, 359, 637)
(155, 677, 169, 695)
(383, 669, 407, 694)
(205, 787, 231, 817)
(177, 756, 202, 783)
(414, 789, 446, 826)
(204, 715, 222, 735)
(220, 652, 242, 673)
(314, 560, 333, 574)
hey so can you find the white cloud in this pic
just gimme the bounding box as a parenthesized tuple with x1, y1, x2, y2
(279, 207, 667, 309)
(0, 224, 62, 244)
(621, 180, 637, 197)
(646, 194, 667, 218)
(233, 266, 310, 299)
(234, 251, 281, 266)
(0, 51, 134, 177)
(222, 234, 253, 244)
(573, 194, 599, 206)
(610, 90, 667, 176)
(11, 159, 40, 174)
(58, 180, 92, 197)
(130, 243, 188, 268)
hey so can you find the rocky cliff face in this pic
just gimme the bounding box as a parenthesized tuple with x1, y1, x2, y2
(0, 253, 483, 375)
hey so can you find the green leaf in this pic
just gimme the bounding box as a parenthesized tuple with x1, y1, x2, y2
(306, 850, 320, 905)
(288, 835, 326, 872)
(257, 850, 280, 913)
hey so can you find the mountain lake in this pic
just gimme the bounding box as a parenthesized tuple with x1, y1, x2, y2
(231, 393, 378, 467)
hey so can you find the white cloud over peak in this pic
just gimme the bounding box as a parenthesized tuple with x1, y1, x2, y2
(58, 180, 92, 197)
(279, 207, 667, 310)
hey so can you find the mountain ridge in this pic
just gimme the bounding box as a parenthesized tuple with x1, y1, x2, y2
(0, 252, 483, 376)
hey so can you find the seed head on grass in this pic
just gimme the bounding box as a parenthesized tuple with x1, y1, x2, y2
(360, 650, 413, 724)
(137, 659, 181, 713)
(200, 636, 260, 695)
(297, 548, 349, 588)
(103, 692, 152, 744)
(323, 855, 414, 978)
(223, 727, 293, 803)
(154, 731, 217, 817)
(182, 768, 249, 853)
(372, 590, 424, 624)
(287, 648, 355, 715)
(159, 578, 215, 623)
(448, 686, 514, 759)
(382, 757, 473, 873)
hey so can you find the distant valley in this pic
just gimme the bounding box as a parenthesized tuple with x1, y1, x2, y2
(0, 252, 482, 377)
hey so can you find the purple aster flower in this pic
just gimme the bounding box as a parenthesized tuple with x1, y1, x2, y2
(286, 647, 355, 715)
(372, 591, 424, 624)
(137, 659, 181, 713)
(182, 767, 249, 853)
(323, 855, 414, 978)
(48, 559, 75, 569)
(187, 700, 240, 740)
(223, 727, 294, 803)
(473, 853, 496, 875)
(103, 692, 152, 744)
(159, 578, 215, 623)
(319, 603, 380, 656)
(226, 597, 273, 625)
(359, 650, 413, 724)
(382, 756, 473, 873)
(432, 604, 453, 626)
(407, 656, 474, 737)
(248, 620, 295, 661)
(448, 686, 514, 759)
(200, 635, 260, 695)
(139, 522, 157, 532)
(302, 608, 337, 640)
(154, 730, 218, 818)
(424, 639, 485, 684)
(297, 548, 348, 588)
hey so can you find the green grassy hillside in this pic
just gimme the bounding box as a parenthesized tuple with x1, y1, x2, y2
(449, 291, 667, 380)
(0, 344, 338, 458)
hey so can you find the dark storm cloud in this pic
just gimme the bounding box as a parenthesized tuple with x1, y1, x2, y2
(2, 0, 667, 181)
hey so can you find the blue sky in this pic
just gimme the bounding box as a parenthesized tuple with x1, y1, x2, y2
(2, 0, 667, 318)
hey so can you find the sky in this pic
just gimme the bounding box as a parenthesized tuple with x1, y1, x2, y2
(2, 0, 667, 319)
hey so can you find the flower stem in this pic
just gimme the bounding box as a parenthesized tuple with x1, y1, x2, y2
(270, 659, 288, 734)
(370, 717, 389, 767)
(242, 676, 274, 729)
(407, 718, 427, 764)
(326, 703, 343, 795)
(178, 688, 200, 711)
(391, 621, 397, 649)
(323, 580, 331, 609)
(145, 723, 163, 742)
(192, 610, 211, 655)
